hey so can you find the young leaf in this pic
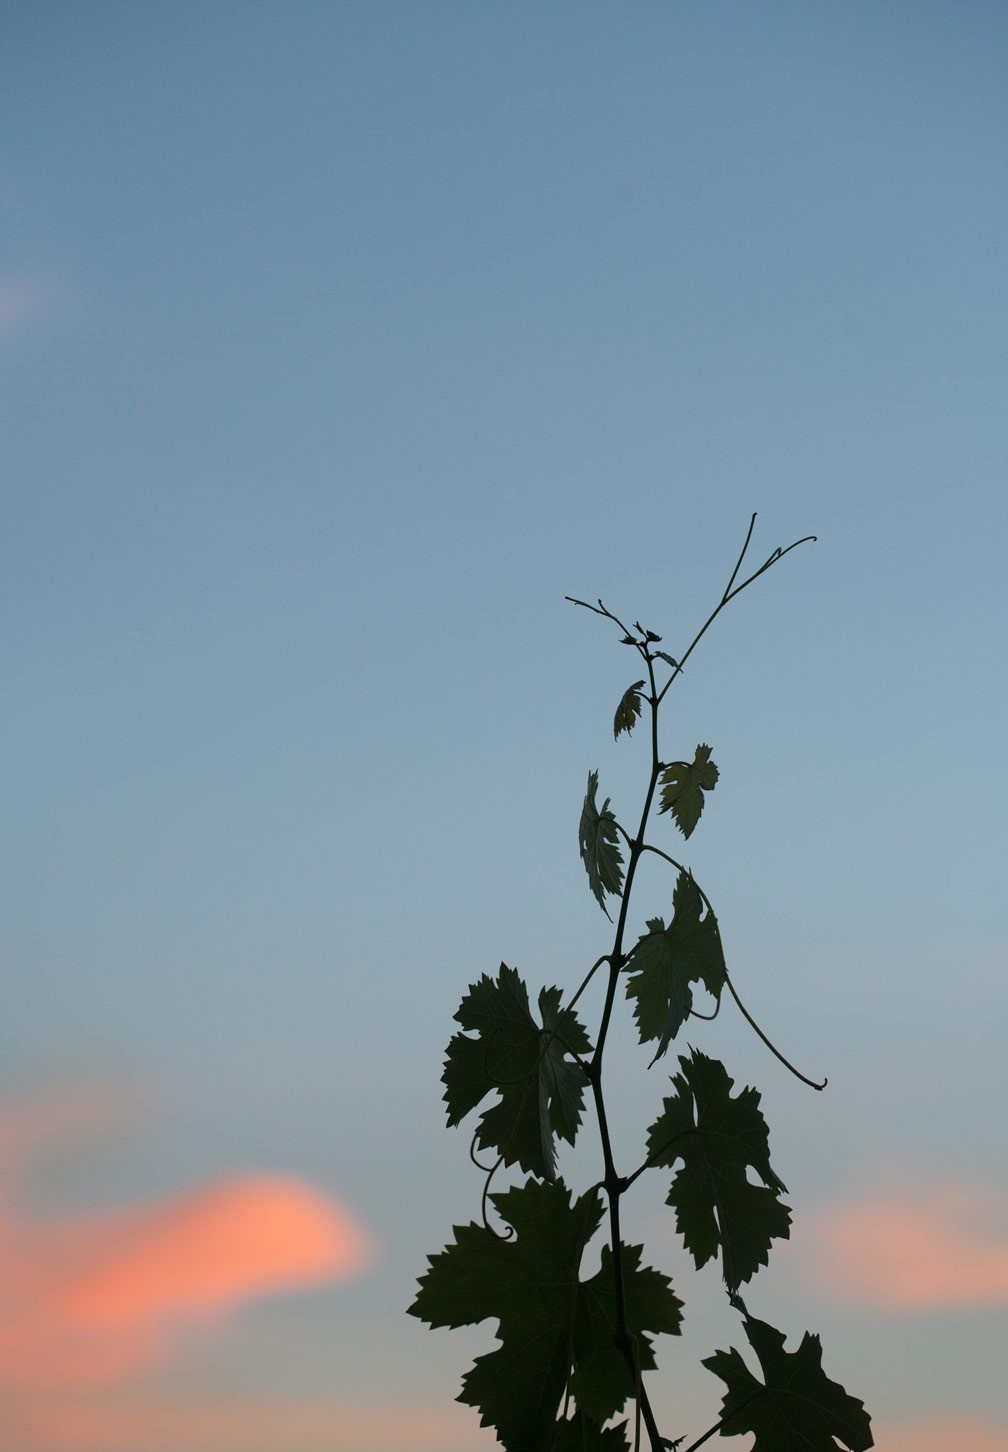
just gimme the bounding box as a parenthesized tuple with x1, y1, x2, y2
(659, 743, 719, 838)
(613, 679, 646, 739)
(703, 1316, 873, 1451)
(409, 1179, 681, 1452)
(578, 770, 625, 916)
(624, 871, 726, 1063)
(646, 1049, 790, 1290)
(442, 963, 592, 1181)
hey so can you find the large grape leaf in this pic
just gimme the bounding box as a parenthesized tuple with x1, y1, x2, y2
(659, 743, 719, 838)
(703, 1316, 873, 1451)
(614, 680, 646, 739)
(579, 771, 624, 917)
(646, 1050, 790, 1290)
(624, 871, 726, 1063)
(443, 963, 592, 1181)
(409, 1179, 682, 1452)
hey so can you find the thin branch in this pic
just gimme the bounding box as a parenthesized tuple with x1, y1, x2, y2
(680, 1393, 763, 1452)
(724, 970, 827, 1090)
(478, 1151, 514, 1240)
(623, 1126, 695, 1191)
(565, 953, 611, 1018)
(639, 844, 825, 1088)
(722, 511, 757, 600)
(656, 517, 815, 706)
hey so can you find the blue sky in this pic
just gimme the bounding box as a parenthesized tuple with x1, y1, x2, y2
(3, 4, 1007, 1450)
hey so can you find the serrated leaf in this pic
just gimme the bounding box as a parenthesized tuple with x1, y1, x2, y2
(624, 872, 726, 1063)
(579, 771, 624, 917)
(443, 964, 592, 1181)
(575, 1242, 683, 1424)
(614, 680, 646, 739)
(659, 743, 719, 839)
(409, 1179, 682, 1452)
(703, 1316, 873, 1451)
(646, 1049, 790, 1290)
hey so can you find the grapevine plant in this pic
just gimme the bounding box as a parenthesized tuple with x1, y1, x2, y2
(410, 517, 872, 1452)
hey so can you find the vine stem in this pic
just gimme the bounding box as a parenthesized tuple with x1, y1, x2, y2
(562, 518, 817, 1450)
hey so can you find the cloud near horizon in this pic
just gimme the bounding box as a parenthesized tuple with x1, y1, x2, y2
(795, 1174, 1008, 1312)
(7, 1393, 481, 1452)
(0, 1087, 375, 1389)
(877, 1416, 1008, 1452)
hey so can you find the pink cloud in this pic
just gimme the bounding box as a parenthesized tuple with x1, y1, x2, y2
(0, 1085, 375, 1389)
(876, 1416, 1008, 1452)
(794, 1174, 1008, 1311)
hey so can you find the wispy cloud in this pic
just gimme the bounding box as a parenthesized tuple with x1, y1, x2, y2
(794, 1174, 1008, 1311)
(0, 274, 49, 337)
(0, 1085, 375, 1390)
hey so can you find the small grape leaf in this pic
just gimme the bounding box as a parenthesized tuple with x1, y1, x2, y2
(409, 1179, 682, 1452)
(646, 1049, 790, 1290)
(614, 679, 646, 739)
(624, 871, 726, 1063)
(703, 1316, 873, 1451)
(579, 770, 624, 917)
(654, 650, 679, 669)
(443, 964, 592, 1181)
(659, 743, 719, 838)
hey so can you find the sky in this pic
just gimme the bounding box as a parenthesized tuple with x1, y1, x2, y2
(2, 2, 1007, 1449)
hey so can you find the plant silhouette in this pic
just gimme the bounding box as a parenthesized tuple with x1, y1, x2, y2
(410, 516, 872, 1452)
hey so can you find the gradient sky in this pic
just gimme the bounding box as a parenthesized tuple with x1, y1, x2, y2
(3, 4, 1007, 1450)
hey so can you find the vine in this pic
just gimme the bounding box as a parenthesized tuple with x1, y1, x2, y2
(410, 516, 872, 1452)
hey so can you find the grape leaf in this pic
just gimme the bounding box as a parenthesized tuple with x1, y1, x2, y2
(409, 1179, 682, 1452)
(551, 1413, 629, 1451)
(646, 1049, 790, 1290)
(575, 1241, 683, 1423)
(659, 743, 719, 838)
(624, 871, 726, 1063)
(579, 770, 624, 916)
(614, 680, 646, 739)
(443, 963, 592, 1181)
(703, 1316, 873, 1451)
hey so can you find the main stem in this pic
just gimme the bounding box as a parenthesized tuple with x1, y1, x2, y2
(588, 647, 665, 1451)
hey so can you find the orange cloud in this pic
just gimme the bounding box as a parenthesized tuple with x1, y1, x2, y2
(876, 1416, 1008, 1452)
(0, 1085, 375, 1388)
(795, 1175, 1008, 1311)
